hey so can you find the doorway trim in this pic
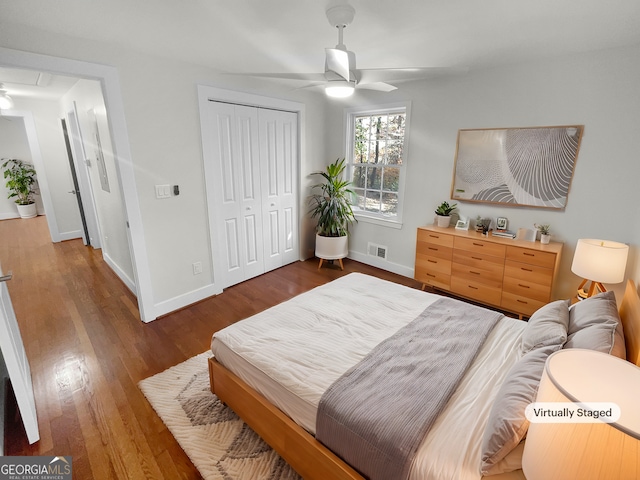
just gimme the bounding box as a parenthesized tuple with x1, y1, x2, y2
(0, 47, 154, 322)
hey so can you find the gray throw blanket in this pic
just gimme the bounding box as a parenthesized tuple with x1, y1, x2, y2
(316, 297, 502, 480)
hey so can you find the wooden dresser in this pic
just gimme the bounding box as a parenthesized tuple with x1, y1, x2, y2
(415, 225, 563, 318)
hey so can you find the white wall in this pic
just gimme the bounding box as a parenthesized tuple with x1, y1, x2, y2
(325, 44, 640, 300)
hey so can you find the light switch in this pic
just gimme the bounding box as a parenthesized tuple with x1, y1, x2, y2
(155, 184, 171, 199)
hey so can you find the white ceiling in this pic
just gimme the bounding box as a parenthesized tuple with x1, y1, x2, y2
(1, 0, 640, 98)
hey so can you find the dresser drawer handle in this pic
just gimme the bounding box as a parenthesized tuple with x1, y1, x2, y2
(523, 252, 535, 257)
(427, 273, 435, 278)
(427, 259, 437, 263)
(521, 267, 533, 272)
(517, 299, 528, 304)
(428, 247, 439, 251)
(470, 271, 480, 275)
(472, 242, 484, 247)
(468, 285, 478, 290)
(472, 256, 482, 260)
(518, 284, 530, 288)
(429, 234, 440, 238)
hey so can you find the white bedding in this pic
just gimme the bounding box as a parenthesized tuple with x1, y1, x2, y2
(211, 273, 525, 480)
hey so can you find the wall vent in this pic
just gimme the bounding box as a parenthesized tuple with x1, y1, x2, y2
(367, 242, 388, 260)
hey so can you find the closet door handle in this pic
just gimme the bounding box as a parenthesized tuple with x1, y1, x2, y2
(0, 271, 12, 283)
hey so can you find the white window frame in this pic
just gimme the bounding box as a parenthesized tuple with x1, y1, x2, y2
(344, 101, 412, 229)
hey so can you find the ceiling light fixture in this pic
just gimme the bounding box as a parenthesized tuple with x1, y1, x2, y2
(0, 83, 14, 109)
(325, 80, 355, 98)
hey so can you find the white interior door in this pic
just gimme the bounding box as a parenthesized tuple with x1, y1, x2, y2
(0, 265, 39, 444)
(259, 109, 299, 272)
(67, 104, 102, 248)
(206, 102, 264, 288)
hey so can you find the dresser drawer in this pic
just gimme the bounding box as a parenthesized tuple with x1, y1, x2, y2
(501, 292, 546, 317)
(502, 276, 551, 302)
(454, 237, 506, 258)
(452, 261, 503, 289)
(417, 229, 454, 248)
(504, 259, 554, 286)
(417, 269, 451, 290)
(418, 243, 452, 261)
(416, 254, 451, 276)
(453, 249, 505, 276)
(451, 277, 502, 306)
(506, 246, 556, 269)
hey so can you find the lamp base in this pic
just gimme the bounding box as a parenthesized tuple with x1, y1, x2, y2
(576, 279, 606, 299)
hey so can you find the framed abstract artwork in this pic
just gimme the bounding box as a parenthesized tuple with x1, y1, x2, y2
(451, 125, 584, 209)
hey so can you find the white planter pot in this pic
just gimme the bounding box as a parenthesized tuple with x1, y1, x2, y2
(540, 234, 551, 245)
(16, 203, 37, 219)
(436, 215, 451, 228)
(315, 234, 348, 260)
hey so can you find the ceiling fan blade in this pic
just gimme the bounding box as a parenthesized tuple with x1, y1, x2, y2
(356, 82, 397, 92)
(357, 66, 468, 85)
(325, 48, 351, 81)
(224, 72, 328, 82)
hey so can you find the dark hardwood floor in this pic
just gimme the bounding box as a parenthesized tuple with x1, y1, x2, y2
(1, 216, 422, 479)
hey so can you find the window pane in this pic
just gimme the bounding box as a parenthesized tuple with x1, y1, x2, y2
(353, 188, 365, 209)
(388, 115, 405, 139)
(386, 141, 403, 165)
(367, 166, 382, 190)
(352, 166, 366, 188)
(381, 192, 398, 215)
(354, 118, 368, 163)
(382, 167, 400, 192)
(365, 190, 381, 213)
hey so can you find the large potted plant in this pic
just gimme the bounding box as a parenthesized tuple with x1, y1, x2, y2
(2, 158, 38, 219)
(309, 158, 356, 269)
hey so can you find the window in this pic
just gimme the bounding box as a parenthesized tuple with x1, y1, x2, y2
(346, 103, 410, 227)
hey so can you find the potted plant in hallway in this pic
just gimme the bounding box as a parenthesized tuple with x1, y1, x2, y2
(309, 158, 356, 269)
(435, 200, 457, 227)
(2, 158, 38, 219)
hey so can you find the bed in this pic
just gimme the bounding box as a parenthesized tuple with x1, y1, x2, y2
(208, 273, 640, 480)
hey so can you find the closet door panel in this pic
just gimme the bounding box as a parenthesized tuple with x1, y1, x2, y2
(259, 109, 299, 272)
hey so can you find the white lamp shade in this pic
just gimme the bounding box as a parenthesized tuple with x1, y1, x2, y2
(571, 238, 629, 284)
(325, 80, 355, 98)
(522, 349, 640, 480)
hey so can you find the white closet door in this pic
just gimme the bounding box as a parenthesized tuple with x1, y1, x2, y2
(207, 102, 264, 288)
(258, 109, 299, 272)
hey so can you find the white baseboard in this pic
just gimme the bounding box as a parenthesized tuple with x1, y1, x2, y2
(151, 283, 223, 322)
(57, 230, 83, 242)
(348, 250, 415, 278)
(102, 252, 137, 295)
(0, 213, 19, 220)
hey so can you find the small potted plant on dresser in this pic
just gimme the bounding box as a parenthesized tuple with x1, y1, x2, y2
(2, 158, 38, 219)
(309, 158, 356, 269)
(435, 201, 457, 228)
(535, 223, 551, 244)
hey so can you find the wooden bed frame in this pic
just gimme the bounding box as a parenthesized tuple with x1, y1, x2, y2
(208, 279, 640, 480)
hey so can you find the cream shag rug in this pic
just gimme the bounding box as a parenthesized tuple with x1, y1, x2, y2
(139, 352, 301, 480)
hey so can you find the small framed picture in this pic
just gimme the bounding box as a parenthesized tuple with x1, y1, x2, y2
(496, 217, 508, 230)
(455, 219, 469, 230)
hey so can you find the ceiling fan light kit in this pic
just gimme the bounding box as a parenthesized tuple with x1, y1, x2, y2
(325, 79, 355, 98)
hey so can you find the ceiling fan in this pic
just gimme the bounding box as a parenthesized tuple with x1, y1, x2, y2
(236, 4, 466, 98)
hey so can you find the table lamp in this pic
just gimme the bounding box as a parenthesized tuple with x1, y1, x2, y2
(571, 239, 629, 299)
(522, 349, 640, 480)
